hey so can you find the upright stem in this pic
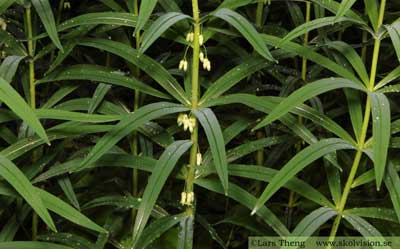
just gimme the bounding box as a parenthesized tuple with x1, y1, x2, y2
(256, 1, 264, 29)
(185, 0, 201, 215)
(328, 0, 386, 242)
(26, 5, 35, 109)
(25, 4, 38, 240)
(131, 0, 141, 224)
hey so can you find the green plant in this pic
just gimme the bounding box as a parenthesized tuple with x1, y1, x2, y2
(0, 0, 400, 248)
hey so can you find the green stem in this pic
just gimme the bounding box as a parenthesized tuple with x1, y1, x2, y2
(256, 1, 264, 29)
(185, 0, 201, 216)
(25, 5, 35, 109)
(327, 0, 386, 243)
(25, 4, 38, 240)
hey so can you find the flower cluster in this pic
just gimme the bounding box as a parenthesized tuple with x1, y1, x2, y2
(177, 113, 196, 133)
(179, 31, 211, 72)
(180, 191, 195, 206)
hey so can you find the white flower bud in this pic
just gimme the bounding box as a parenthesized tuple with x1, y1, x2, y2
(186, 192, 194, 205)
(186, 32, 194, 42)
(177, 113, 187, 126)
(180, 192, 187, 205)
(199, 34, 204, 45)
(0, 18, 7, 31)
(188, 117, 196, 133)
(196, 153, 202, 166)
(183, 60, 188, 72)
(199, 52, 204, 62)
(64, 1, 71, 9)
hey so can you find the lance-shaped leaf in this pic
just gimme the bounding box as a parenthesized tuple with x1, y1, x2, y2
(195, 179, 290, 236)
(200, 57, 270, 104)
(58, 12, 138, 32)
(37, 188, 106, 233)
(37, 64, 169, 99)
(132, 141, 192, 246)
(140, 12, 191, 54)
(342, 213, 385, 238)
(212, 8, 274, 61)
(135, 0, 157, 33)
(335, 0, 357, 20)
(194, 108, 229, 194)
(0, 77, 48, 143)
(370, 93, 391, 189)
(0, 156, 56, 231)
(0, 56, 25, 82)
(133, 214, 185, 249)
(31, 0, 63, 51)
(77, 102, 188, 171)
(252, 139, 355, 215)
(281, 16, 364, 44)
(364, 0, 379, 31)
(281, 207, 337, 249)
(386, 22, 400, 63)
(253, 78, 366, 130)
(79, 38, 190, 105)
(384, 161, 400, 222)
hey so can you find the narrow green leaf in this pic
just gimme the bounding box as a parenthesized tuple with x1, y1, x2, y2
(384, 161, 400, 222)
(132, 141, 192, 245)
(88, 83, 112, 114)
(0, 56, 25, 82)
(386, 22, 400, 63)
(0, 29, 27, 56)
(262, 34, 362, 84)
(282, 207, 337, 249)
(57, 176, 80, 210)
(58, 12, 138, 32)
(364, 0, 379, 31)
(35, 109, 120, 123)
(375, 66, 400, 90)
(326, 41, 370, 85)
(200, 57, 270, 104)
(0, 156, 56, 231)
(38, 233, 94, 249)
(135, 0, 157, 33)
(195, 179, 290, 236)
(79, 38, 190, 105)
(342, 213, 385, 239)
(281, 16, 364, 44)
(0, 77, 48, 143)
(345, 208, 399, 223)
(77, 102, 187, 171)
(37, 64, 169, 99)
(335, 0, 357, 20)
(212, 8, 275, 61)
(252, 139, 354, 214)
(31, 0, 63, 51)
(227, 164, 334, 208)
(140, 12, 191, 54)
(194, 108, 228, 194)
(344, 89, 363, 142)
(254, 78, 366, 130)
(133, 214, 185, 249)
(370, 93, 391, 189)
(37, 188, 106, 233)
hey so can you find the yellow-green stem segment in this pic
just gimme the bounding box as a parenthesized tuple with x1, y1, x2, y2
(327, 0, 386, 244)
(25, 4, 38, 240)
(185, 0, 201, 215)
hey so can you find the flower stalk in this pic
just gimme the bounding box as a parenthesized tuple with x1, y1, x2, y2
(184, 0, 201, 215)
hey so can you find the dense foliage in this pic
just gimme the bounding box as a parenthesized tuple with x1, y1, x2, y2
(0, 0, 400, 248)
